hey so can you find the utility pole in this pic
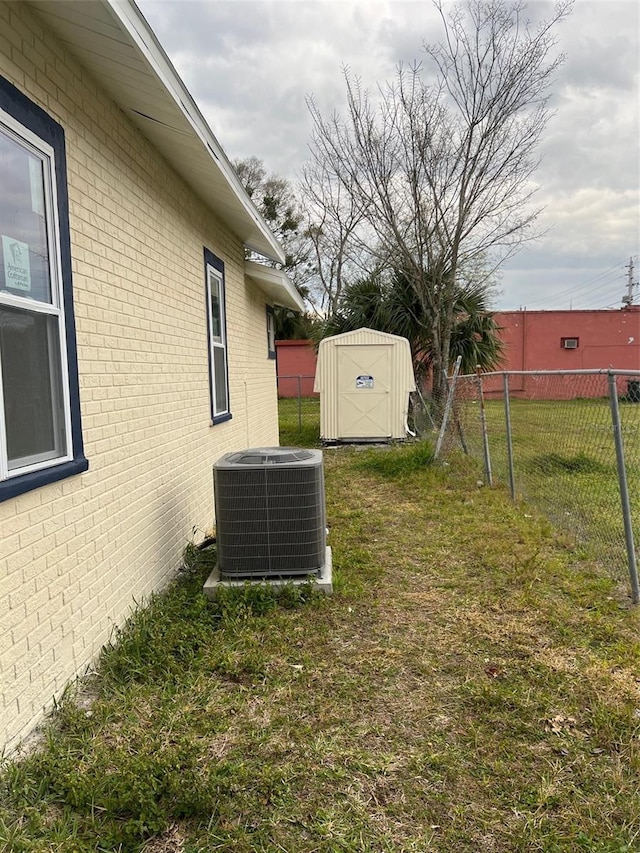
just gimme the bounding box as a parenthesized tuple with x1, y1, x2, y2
(622, 256, 638, 306)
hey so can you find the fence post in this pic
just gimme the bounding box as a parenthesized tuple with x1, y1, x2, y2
(434, 356, 462, 460)
(608, 372, 639, 604)
(503, 372, 516, 500)
(297, 376, 302, 432)
(477, 368, 493, 486)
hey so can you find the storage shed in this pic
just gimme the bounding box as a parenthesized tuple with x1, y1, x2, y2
(314, 328, 416, 442)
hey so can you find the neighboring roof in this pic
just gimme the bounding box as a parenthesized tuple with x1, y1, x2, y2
(245, 262, 305, 313)
(28, 0, 285, 264)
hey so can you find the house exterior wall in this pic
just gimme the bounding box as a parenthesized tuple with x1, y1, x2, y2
(0, 1, 278, 751)
(275, 340, 318, 397)
(482, 308, 640, 397)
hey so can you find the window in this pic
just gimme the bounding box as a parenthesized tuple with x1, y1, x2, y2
(204, 248, 231, 423)
(266, 306, 276, 359)
(0, 76, 86, 502)
(561, 337, 579, 349)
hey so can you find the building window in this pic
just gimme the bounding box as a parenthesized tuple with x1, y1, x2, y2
(0, 76, 87, 502)
(561, 337, 579, 349)
(266, 306, 276, 359)
(204, 248, 231, 424)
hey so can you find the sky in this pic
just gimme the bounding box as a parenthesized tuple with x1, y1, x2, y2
(137, 0, 640, 312)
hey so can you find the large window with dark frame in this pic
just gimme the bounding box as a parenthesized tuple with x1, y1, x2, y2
(0, 76, 86, 501)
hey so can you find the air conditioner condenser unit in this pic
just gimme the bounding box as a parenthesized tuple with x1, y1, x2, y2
(213, 447, 327, 579)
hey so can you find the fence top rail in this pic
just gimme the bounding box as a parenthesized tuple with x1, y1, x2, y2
(458, 369, 640, 379)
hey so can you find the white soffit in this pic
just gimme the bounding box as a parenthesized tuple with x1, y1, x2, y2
(27, 0, 285, 264)
(245, 261, 305, 312)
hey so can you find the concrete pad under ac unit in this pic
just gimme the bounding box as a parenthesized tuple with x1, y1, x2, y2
(203, 546, 333, 598)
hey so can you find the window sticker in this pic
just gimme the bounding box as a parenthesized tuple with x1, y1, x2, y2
(2, 236, 31, 292)
(356, 374, 374, 389)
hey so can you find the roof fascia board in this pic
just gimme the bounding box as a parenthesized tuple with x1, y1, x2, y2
(106, 0, 286, 265)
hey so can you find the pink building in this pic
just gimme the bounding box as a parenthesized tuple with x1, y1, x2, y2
(483, 307, 640, 398)
(275, 340, 318, 397)
(494, 307, 640, 372)
(275, 308, 640, 400)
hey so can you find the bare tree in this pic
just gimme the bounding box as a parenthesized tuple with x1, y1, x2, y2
(299, 160, 369, 316)
(306, 0, 571, 397)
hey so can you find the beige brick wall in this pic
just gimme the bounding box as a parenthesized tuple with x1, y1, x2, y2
(0, 1, 280, 751)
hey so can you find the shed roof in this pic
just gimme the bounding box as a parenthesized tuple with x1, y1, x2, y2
(318, 327, 412, 346)
(27, 1, 301, 313)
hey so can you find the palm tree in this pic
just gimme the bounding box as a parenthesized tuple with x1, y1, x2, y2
(273, 307, 319, 340)
(447, 282, 505, 375)
(315, 271, 504, 388)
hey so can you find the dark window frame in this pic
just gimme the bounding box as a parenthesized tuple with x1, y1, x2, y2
(0, 75, 87, 503)
(204, 247, 231, 425)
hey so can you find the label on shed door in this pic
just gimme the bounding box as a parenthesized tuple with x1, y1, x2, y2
(356, 374, 374, 389)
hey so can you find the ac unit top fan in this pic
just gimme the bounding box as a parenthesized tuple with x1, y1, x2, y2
(213, 447, 326, 579)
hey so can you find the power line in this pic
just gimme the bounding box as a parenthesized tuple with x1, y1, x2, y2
(514, 257, 639, 311)
(531, 276, 620, 311)
(522, 259, 629, 309)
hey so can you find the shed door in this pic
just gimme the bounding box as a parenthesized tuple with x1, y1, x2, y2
(336, 345, 391, 438)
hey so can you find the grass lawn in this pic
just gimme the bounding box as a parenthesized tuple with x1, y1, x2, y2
(1, 401, 640, 852)
(450, 396, 640, 583)
(278, 396, 321, 447)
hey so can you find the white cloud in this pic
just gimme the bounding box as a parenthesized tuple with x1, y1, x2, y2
(139, 0, 640, 310)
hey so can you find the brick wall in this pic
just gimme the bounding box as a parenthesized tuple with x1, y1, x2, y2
(0, 1, 279, 751)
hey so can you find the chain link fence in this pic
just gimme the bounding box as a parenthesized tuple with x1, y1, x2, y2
(276, 373, 317, 401)
(435, 368, 640, 600)
(277, 367, 640, 599)
(276, 375, 319, 443)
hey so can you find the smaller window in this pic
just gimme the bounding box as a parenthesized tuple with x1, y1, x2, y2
(266, 306, 276, 359)
(561, 337, 579, 349)
(204, 249, 231, 424)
